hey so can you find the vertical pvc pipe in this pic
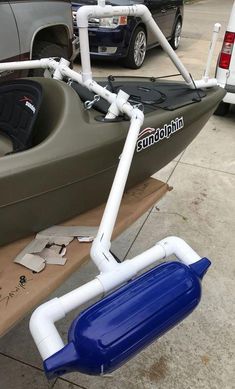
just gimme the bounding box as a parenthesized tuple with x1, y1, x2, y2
(92, 108, 144, 252)
(79, 28, 93, 82)
(203, 23, 221, 81)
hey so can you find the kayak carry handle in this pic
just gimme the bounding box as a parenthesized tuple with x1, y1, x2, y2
(43, 258, 211, 379)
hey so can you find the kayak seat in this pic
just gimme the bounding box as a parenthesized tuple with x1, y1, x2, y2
(0, 79, 42, 156)
(31, 77, 86, 147)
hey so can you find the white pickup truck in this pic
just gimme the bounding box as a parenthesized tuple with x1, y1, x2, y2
(215, 0, 235, 115)
(0, 0, 76, 80)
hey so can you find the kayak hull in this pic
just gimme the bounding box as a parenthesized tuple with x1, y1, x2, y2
(0, 77, 225, 246)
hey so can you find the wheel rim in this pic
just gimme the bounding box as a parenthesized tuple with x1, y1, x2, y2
(133, 31, 146, 67)
(174, 21, 182, 48)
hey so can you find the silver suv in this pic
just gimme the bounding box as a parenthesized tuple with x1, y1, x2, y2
(0, 0, 76, 80)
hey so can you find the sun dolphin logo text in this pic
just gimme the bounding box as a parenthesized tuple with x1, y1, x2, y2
(137, 116, 184, 152)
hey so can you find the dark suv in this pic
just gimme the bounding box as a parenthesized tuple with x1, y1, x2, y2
(72, 0, 184, 68)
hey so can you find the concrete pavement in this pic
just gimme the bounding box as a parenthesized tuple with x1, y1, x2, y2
(0, 0, 234, 388)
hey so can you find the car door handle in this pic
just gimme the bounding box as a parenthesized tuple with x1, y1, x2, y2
(161, 9, 167, 13)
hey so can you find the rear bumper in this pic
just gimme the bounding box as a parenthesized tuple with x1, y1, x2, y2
(217, 82, 235, 104)
(216, 67, 235, 104)
(223, 90, 235, 104)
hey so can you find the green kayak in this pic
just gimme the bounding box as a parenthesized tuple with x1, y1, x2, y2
(0, 76, 225, 246)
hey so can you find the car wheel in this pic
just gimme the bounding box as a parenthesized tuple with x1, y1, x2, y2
(170, 19, 182, 50)
(124, 27, 147, 69)
(30, 41, 68, 76)
(214, 101, 230, 116)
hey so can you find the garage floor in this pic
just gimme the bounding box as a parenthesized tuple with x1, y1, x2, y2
(0, 0, 234, 388)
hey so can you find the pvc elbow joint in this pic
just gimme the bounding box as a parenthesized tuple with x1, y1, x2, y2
(131, 107, 144, 123)
(90, 237, 118, 273)
(40, 58, 55, 69)
(135, 4, 152, 23)
(77, 5, 114, 27)
(157, 236, 201, 265)
(76, 6, 92, 28)
(29, 298, 66, 360)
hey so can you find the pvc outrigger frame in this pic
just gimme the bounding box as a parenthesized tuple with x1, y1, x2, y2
(0, 2, 220, 368)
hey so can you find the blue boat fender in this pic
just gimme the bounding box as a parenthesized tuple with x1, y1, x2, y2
(44, 258, 211, 379)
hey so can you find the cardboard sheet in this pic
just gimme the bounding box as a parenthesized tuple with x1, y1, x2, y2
(0, 178, 169, 336)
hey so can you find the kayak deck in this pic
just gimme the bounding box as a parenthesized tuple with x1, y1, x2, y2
(72, 76, 207, 115)
(0, 177, 169, 336)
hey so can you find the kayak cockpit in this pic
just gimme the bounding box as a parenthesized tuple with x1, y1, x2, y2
(0, 76, 208, 157)
(0, 79, 42, 156)
(0, 77, 85, 157)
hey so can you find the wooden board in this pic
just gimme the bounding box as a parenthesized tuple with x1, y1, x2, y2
(0, 178, 169, 336)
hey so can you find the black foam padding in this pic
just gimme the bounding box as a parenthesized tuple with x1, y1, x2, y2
(71, 78, 206, 116)
(71, 81, 109, 115)
(0, 79, 43, 152)
(117, 81, 206, 110)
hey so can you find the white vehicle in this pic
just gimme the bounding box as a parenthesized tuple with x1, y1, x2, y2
(215, 1, 235, 115)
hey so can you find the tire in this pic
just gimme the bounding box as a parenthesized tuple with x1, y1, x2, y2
(124, 27, 147, 69)
(214, 101, 230, 116)
(170, 18, 182, 50)
(30, 41, 68, 77)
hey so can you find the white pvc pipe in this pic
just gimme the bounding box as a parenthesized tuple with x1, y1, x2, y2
(90, 107, 144, 271)
(0, 57, 70, 79)
(0, 58, 51, 71)
(96, 107, 144, 245)
(203, 23, 221, 82)
(96, 245, 166, 292)
(52, 58, 70, 80)
(30, 279, 104, 360)
(194, 78, 218, 89)
(157, 236, 201, 265)
(76, 4, 194, 87)
(59, 279, 104, 314)
(29, 298, 66, 360)
(141, 12, 193, 87)
(97, 236, 201, 291)
(29, 235, 202, 360)
(79, 28, 93, 82)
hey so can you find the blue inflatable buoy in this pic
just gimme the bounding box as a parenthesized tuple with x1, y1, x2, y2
(44, 258, 211, 379)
